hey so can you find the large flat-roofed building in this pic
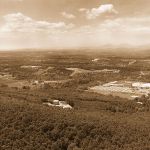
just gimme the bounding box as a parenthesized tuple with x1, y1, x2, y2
(90, 81, 150, 99)
(132, 82, 150, 89)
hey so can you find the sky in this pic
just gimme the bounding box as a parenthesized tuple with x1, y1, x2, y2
(0, 0, 150, 49)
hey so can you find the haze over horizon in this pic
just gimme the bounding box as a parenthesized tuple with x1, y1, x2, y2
(0, 0, 150, 50)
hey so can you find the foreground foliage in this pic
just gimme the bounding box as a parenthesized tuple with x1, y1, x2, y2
(0, 98, 150, 150)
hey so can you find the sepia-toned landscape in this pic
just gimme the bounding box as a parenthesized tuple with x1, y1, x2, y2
(0, 0, 150, 150)
(0, 50, 150, 150)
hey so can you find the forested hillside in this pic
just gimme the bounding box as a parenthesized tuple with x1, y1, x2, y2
(1, 97, 150, 150)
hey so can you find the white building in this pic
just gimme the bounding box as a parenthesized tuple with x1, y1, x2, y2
(43, 100, 72, 109)
(132, 82, 150, 89)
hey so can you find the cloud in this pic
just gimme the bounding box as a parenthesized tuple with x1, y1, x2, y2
(79, 4, 118, 20)
(1, 13, 150, 49)
(61, 12, 76, 19)
(52, 16, 150, 49)
(100, 17, 150, 34)
(73, 16, 150, 46)
(1, 13, 74, 33)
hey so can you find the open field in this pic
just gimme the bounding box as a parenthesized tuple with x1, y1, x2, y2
(0, 50, 150, 150)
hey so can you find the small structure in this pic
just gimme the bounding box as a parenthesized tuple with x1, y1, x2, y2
(53, 100, 59, 105)
(92, 58, 99, 62)
(43, 100, 73, 109)
(136, 102, 143, 105)
(131, 95, 139, 99)
(32, 80, 39, 85)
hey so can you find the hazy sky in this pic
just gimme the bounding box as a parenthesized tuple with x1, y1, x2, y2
(0, 0, 150, 49)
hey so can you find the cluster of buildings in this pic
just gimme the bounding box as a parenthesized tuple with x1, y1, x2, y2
(90, 81, 150, 99)
(43, 100, 73, 109)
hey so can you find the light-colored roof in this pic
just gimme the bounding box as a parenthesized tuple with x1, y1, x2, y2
(132, 82, 150, 88)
